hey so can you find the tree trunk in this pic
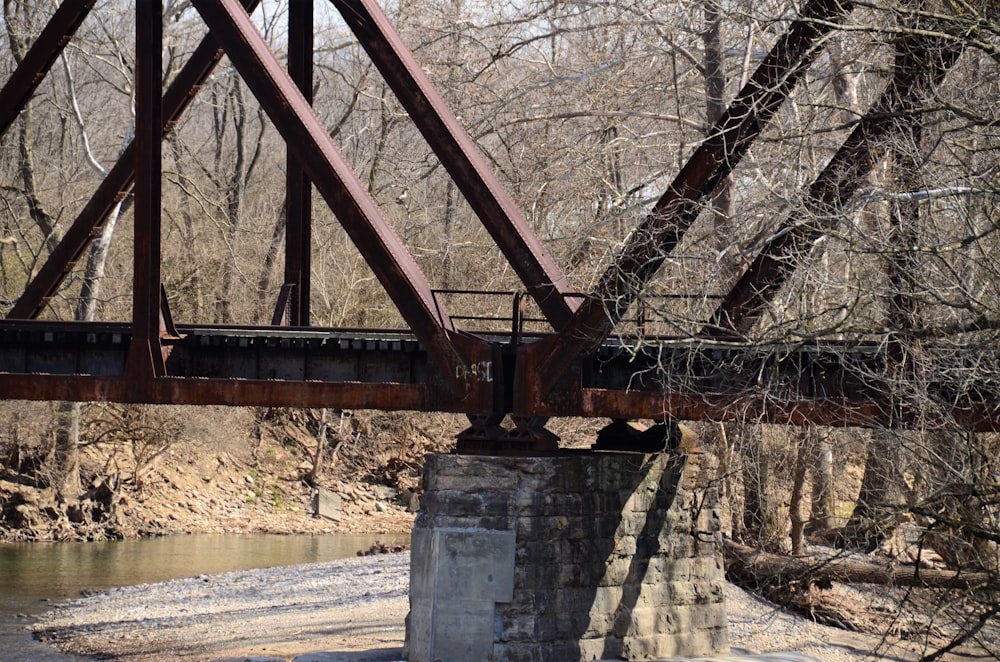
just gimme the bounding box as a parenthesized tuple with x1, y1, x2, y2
(924, 431, 998, 570)
(843, 428, 907, 551)
(738, 422, 781, 548)
(53, 401, 81, 502)
(76, 202, 124, 321)
(843, 35, 925, 553)
(216, 78, 264, 324)
(442, 180, 456, 289)
(306, 408, 329, 486)
(828, 36, 859, 124)
(365, 85, 392, 196)
(789, 436, 809, 555)
(725, 539, 998, 590)
(4, 1, 59, 254)
(256, 215, 285, 321)
(808, 433, 836, 532)
(702, 0, 734, 227)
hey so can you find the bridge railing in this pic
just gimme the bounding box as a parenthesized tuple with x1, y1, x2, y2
(431, 289, 553, 339)
(432, 289, 727, 342)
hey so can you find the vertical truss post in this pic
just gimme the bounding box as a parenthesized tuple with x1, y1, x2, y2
(0, 0, 96, 139)
(126, 0, 165, 380)
(284, 0, 313, 326)
(8, 0, 263, 320)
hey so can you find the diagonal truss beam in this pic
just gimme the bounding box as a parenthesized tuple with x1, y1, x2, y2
(527, 0, 855, 398)
(8, 0, 263, 320)
(329, 0, 579, 331)
(704, 33, 967, 339)
(190, 0, 468, 390)
(0, 0, 96, 139)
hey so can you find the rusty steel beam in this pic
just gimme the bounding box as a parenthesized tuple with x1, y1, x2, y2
(190, 0, 473, 395)
(0, 372, 430, 411)
(579, 389, 888, 430)
(0, 319, 995, 430)
(8, 0, 263, 320)
(125, 0, 165, 384)
(329, 0, 579, 331)
(577, 389, 998, 433)
(0, 0, 96, 139)
(705, 34, 966, 339)
(284, 0, 313, 326)
(523, 0, 855, 403)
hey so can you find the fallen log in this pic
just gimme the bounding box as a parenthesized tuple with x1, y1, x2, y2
(724, 539, 998, 591)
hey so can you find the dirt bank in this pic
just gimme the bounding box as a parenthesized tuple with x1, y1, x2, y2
(1, 407, 437, 543)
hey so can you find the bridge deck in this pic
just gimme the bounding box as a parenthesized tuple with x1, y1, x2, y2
(0, 320, 995, 432)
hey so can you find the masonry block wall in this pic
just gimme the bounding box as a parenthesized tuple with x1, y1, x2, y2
(406, 451, 729, 662)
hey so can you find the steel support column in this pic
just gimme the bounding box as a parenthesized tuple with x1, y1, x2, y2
(521, 0, 855, 408)
(330, 0, 579, 331)
(0, 0, 96, 139)
(8, 0, 263, 320)
(125, 0, 165, 382)
(704, 34, 966, 339)
(284, 0, 313, 326)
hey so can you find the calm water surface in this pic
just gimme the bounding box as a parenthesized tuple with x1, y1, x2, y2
(0, 533, 409, 660)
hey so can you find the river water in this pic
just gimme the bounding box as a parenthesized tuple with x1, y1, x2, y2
(0, 533, 409, 660)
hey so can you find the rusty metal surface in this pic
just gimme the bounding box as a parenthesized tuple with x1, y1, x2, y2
(330, 0, 579, 331)
(0, 320, 995, 430)
(705, 34, 966, 339)
(284, 0, 314, 326)
(125, 0, 166, 386)
(525, 0, 856, 406)
(0, 0, 96, 139)
(191, 0, 477, 395)
(0, 372, 429, 411)
(8, 0, 264, 320)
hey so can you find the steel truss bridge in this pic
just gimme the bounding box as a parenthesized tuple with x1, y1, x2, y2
(1, 0, 997, 452)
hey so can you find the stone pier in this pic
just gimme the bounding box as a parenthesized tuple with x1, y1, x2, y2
(406, 451, 729, 661)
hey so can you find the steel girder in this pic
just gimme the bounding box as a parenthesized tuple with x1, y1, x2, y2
(126, 0, 167, 390)
(328, 0, 580, 331)
(704, 33, 968, 339)
(0, 320, 995, 431)
(516, 0, 856, 414)
(0, 0, 96, 139)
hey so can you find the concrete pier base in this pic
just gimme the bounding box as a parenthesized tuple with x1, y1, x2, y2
(405, 451, 729, 661)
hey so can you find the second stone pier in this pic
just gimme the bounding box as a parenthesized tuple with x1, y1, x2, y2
(406, 450, 729, 661)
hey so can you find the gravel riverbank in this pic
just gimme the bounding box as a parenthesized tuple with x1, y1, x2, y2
(31, 552, 930, 661)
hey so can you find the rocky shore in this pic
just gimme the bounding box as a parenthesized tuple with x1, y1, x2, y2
(33, 552, 411, 661)
(32, 551, 944, 662)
